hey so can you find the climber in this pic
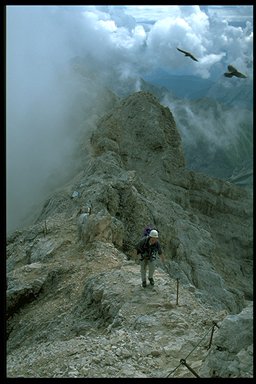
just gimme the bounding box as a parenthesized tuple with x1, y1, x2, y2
(135, 229, 165, 287)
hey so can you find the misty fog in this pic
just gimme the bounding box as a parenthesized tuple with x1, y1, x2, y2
(6, 7, 116, 235)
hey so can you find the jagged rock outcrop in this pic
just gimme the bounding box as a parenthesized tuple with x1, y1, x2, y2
(6, 91, 253, 378)
(199, 302, 253, 378)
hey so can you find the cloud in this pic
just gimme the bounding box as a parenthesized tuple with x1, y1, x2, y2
(203, 5, 253, 24)
(6, 5, 253, 234)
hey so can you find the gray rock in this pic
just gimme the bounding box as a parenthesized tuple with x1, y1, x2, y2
(6, 91, 252, 378)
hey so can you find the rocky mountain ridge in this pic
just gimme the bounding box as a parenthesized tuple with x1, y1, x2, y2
(6, 91, 253, 378)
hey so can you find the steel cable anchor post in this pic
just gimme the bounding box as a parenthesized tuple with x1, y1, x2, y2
(43, 220, 47, 237)
(207, 321, 219, 350)
(176, 278, 179, 305)
(180, 359, 200, 378)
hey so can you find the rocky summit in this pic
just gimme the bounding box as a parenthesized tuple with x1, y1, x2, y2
(6, 91, 253, 378)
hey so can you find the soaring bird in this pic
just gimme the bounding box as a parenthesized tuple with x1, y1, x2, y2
(224, 65, 247, 78)
(176, 47, 198, 62)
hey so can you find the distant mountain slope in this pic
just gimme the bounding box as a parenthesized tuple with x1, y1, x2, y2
(162, 95, 253, 189)
(143, 69, 253, 110)
(205, 76, 253, 110)
(144, 70, 214, 99)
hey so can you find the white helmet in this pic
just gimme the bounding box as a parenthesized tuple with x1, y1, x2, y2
(149, 229, 158, 238)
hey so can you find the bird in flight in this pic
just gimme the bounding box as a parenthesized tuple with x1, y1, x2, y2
(176, 47, 198, 62)
(224, 65, 247, 78)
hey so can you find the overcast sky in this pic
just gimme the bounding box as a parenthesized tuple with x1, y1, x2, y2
(6, 5, 253, 234)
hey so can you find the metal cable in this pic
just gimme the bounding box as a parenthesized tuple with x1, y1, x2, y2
(166, 322, 216, 378)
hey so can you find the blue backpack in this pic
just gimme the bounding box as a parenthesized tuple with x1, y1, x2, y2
(143, 225, 159, 237)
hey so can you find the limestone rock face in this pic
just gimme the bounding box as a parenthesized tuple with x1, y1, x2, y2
(6, 91, 253, 378)
(199, 303, 253, 378)
(91, 91, 186, 177)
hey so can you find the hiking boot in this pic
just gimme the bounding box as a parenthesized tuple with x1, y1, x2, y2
(148, 277, 154, 286)
(142, 281, 147, 288)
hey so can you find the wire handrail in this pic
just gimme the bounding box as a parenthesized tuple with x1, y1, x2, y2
(166, 321, 219, 378)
